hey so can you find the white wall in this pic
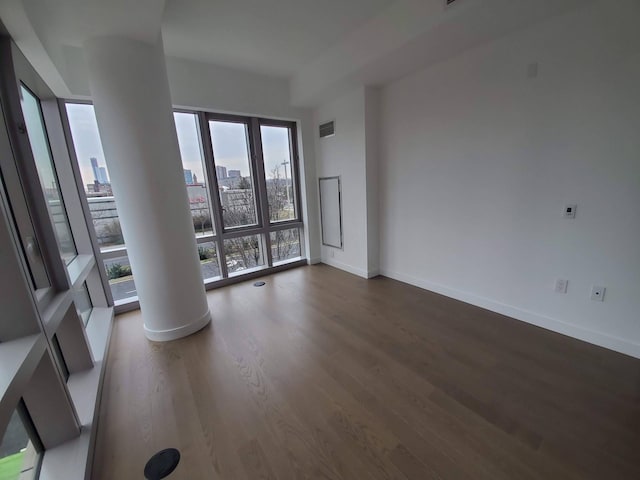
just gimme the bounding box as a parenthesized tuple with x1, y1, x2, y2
(313, 87, 380, 277)
(314, 88, 368, 276)
(378, 1, 640, 357)
(365, 88, 380, 276)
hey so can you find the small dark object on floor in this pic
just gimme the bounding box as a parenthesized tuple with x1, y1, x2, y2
(254, 281, 266, 287)
(144, 448, 180, 479)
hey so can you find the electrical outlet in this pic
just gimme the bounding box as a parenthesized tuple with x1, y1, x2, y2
(554, 279, 568, 294)
(590, 286, 605, 302)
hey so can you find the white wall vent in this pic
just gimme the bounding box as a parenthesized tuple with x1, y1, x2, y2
(319, 121, 335, 139)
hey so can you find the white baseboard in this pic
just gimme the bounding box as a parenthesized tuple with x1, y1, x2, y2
(308, 256, 322, 265)
(380, 268, 640, 359)
(321, 257, 369, 279)
(144, 309, 211, 342)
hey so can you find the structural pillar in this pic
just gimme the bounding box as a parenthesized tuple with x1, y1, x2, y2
(84, 34, 211, 341)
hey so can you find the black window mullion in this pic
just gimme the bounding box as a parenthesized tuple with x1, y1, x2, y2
(207, 113, 261, 232)
(288, 123, 303, 224)
(250, 117, 273, 268)
(198, 112, 228, 279)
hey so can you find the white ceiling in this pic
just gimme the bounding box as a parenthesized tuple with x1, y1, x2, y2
(0, 0, 593, 104)
(161, 0, 395, 78)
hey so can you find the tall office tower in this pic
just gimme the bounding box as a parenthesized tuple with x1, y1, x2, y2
(183, 169, 194, 185)
(215, 165, 227, 179)
(90, 157, 100, 182)
(98, 167, 109, 184)
(228, 169, 241, 178)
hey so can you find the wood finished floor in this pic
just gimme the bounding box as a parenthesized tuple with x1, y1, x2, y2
(93, 265, 640, 479)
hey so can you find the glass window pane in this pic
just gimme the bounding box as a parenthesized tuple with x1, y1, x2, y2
(20, 86, 77, 264)
(197, 241, 221, 281)
(66, 103, 138, 304)
(209, 121, 258, 229)
(270, 228, 302, 264)
(261, 125, 297, 223)
(223, 235, 265, 274)
(74, 282, 92, 325)
(104, 253, 136, 303)
(88, 197, 122, 248)
(64, 103, 123, 250)
(174, 113, 215, 237)
(0, 409, 38, 480)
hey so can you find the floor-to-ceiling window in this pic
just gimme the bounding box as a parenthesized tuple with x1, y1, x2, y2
(174, 111, 221, 281)
(1, 37, 113, 480)
(64, 102, 136, 304)
(207, 114, 304, 275)
(63, 105, 305, 307)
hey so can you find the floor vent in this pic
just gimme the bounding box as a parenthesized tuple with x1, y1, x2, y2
(319, 121, 335, 139)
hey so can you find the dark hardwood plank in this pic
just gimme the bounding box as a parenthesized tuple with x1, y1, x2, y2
(93, 265, 640, 479)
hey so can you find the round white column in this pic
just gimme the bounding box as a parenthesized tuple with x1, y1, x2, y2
(84, 35, 210, 341)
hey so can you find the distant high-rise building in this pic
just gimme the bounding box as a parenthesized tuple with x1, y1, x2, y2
(184, 169, 194, 184)
(90, 157, 100, 183)
(192, 173, 198, 184)
(91, 157, 110, 184)
(98, 167, 109, 184)
(215, 165, 227, 180)
(228, 169, 241, 178)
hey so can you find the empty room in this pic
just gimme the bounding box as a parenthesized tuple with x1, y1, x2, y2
(0, 0, 639, 479)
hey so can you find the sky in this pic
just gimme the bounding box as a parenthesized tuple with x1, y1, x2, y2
(65, 104, 292, 190)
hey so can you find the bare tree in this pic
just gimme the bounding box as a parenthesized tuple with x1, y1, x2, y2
(266, 165, 299, 261)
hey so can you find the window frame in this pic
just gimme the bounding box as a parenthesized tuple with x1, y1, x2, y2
(256, 117, 303, 227)
(0, 401, 44, 480)
(203, 113, 305, 274)
(61, 103, 306, 311)
(205, 112, 263, 234)
(19, 82, 79, 266)
(1, 36, 113, 480)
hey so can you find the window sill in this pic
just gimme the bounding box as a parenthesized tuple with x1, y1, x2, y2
(41, 292, 74, 338)
(66, 254, 94, 289)
(273, 256, 305, 267)
(0, 334, 46, 410)
(228, 264, 268, 278)
(40, 307, 114, 480)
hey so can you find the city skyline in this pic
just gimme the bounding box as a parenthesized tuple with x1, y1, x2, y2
(65, 104, 292, 193)
(91, 157, 110, 184)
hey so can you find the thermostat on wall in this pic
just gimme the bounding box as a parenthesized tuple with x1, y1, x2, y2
(563, 204, 577, 219)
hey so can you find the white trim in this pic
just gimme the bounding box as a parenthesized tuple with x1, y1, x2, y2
(366, 268, 380, 279)
(66, 254, 95, 289)
(380, 268, 640, 359)
(308, 256, 322, 265)
(143, 309, 211, 342)
(39, 427, 91, 480)
(321, 258, 369, 279)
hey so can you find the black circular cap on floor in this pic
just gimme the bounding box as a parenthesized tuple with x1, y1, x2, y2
(254, 281, 266, 287)
(144, 448, 180, 479)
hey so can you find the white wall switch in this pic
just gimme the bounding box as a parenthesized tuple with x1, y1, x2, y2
(563, 204, 577, 218)
(555, 279, 568, 293)
(590, 286, 605, 301)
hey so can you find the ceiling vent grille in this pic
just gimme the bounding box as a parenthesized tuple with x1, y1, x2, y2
(319, 121, 335, 139)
